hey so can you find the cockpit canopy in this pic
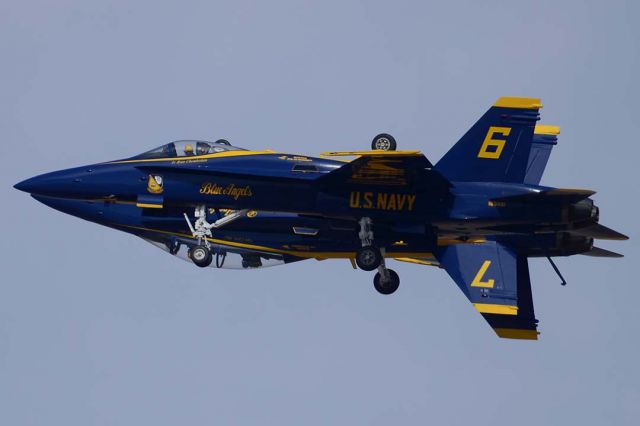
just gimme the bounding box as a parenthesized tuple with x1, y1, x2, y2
(135, 139, 246, 159)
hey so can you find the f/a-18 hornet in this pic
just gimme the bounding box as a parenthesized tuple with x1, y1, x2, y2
(15, 97, 627, 339)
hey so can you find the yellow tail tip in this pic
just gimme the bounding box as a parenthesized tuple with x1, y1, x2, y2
(494, 97, 543, 109)
(535, 124, 560, 135)
(494, 328, 539, 340)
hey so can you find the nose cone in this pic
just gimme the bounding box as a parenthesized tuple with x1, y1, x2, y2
(14, 165, 105, 199)
(14, 170, 74, 196)
(14, 176, 46, 193)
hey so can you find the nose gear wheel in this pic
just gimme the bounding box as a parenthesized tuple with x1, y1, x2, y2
(189, 245, 212, 268)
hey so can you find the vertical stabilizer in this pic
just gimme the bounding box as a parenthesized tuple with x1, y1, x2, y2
(524, 125, 559, 185)
(435, 97, 541, 183)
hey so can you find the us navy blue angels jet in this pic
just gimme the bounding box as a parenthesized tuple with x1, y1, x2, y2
(15, 97, 628, 340)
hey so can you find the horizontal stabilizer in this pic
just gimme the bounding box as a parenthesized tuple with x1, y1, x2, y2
(572, 223, 629, 241)
(435, 241, 539, 339)
(581, 246, 624, 258)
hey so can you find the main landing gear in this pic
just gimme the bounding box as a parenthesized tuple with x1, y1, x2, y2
(183, 205, 249, 268)
(355, 217, 400, 295)
(374, 268, 400, 295)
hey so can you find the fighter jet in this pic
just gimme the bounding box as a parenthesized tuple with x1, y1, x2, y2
(14, 97, 627, 339)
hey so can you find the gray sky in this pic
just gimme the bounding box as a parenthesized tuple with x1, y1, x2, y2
(1, 1, 639, 425)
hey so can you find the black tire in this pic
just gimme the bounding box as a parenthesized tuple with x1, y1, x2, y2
(355, 246, 382, 271)
(371, 133, 397, 151)
(215, 139, 231, 146)
(374, 269, 400, 295)
(189, 245, 212, 268)
(168, 240, 181, 255)
(241, 254, 263, 269)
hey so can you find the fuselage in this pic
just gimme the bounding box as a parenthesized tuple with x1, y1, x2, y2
(14, 97, 628, 338)
(15, 140, 601, 268)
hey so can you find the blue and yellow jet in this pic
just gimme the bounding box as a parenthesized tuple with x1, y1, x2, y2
(14, 97, 628, 340)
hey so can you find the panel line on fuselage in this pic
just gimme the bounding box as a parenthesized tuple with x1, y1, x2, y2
(118, 224, 435, 260)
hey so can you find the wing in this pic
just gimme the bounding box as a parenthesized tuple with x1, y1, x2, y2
(435, 241, 539, 340)
(318, 150, 449, 191)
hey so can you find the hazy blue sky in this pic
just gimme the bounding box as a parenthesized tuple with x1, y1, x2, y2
(1, 1, 638, 425)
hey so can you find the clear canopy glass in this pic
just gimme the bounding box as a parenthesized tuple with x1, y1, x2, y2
(135, 140, 246, 159)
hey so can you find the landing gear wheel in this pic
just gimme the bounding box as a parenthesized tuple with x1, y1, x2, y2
(374, 269, 400, 295)
(189, 246, 212, 268)
(371, 133, 397, 151)
(167, 239, 181, 255)
(356, 246, 383, 271)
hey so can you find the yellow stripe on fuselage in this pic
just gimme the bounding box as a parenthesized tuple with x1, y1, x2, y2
(136, 203, 163, 209)
(437, 238, 486, 246)
(320, 150, 422, 157)
(393, 257, 439, 267)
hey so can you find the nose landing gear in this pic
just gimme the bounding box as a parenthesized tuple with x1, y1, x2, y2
(189, 245, 213, 268)
(183, 205, 249, 268)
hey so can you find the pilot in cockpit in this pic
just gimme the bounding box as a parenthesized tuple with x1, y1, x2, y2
(184, 144, 195, 156)
(196, 142, 211, 156)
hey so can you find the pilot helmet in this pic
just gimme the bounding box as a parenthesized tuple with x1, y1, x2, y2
(184, 144, 194, 155)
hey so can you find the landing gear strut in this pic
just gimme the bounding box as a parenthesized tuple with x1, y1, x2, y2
(355, 217, 400, 294)
(183, 205, 249, 268)
(355, 217, 382, 271)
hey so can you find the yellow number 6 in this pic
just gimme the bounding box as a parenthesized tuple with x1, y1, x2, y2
(478, 127, 511, 159)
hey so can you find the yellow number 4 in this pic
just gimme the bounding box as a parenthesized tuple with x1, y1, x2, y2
(471, 260, 495, 288)
(478, 126, 511, 159)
